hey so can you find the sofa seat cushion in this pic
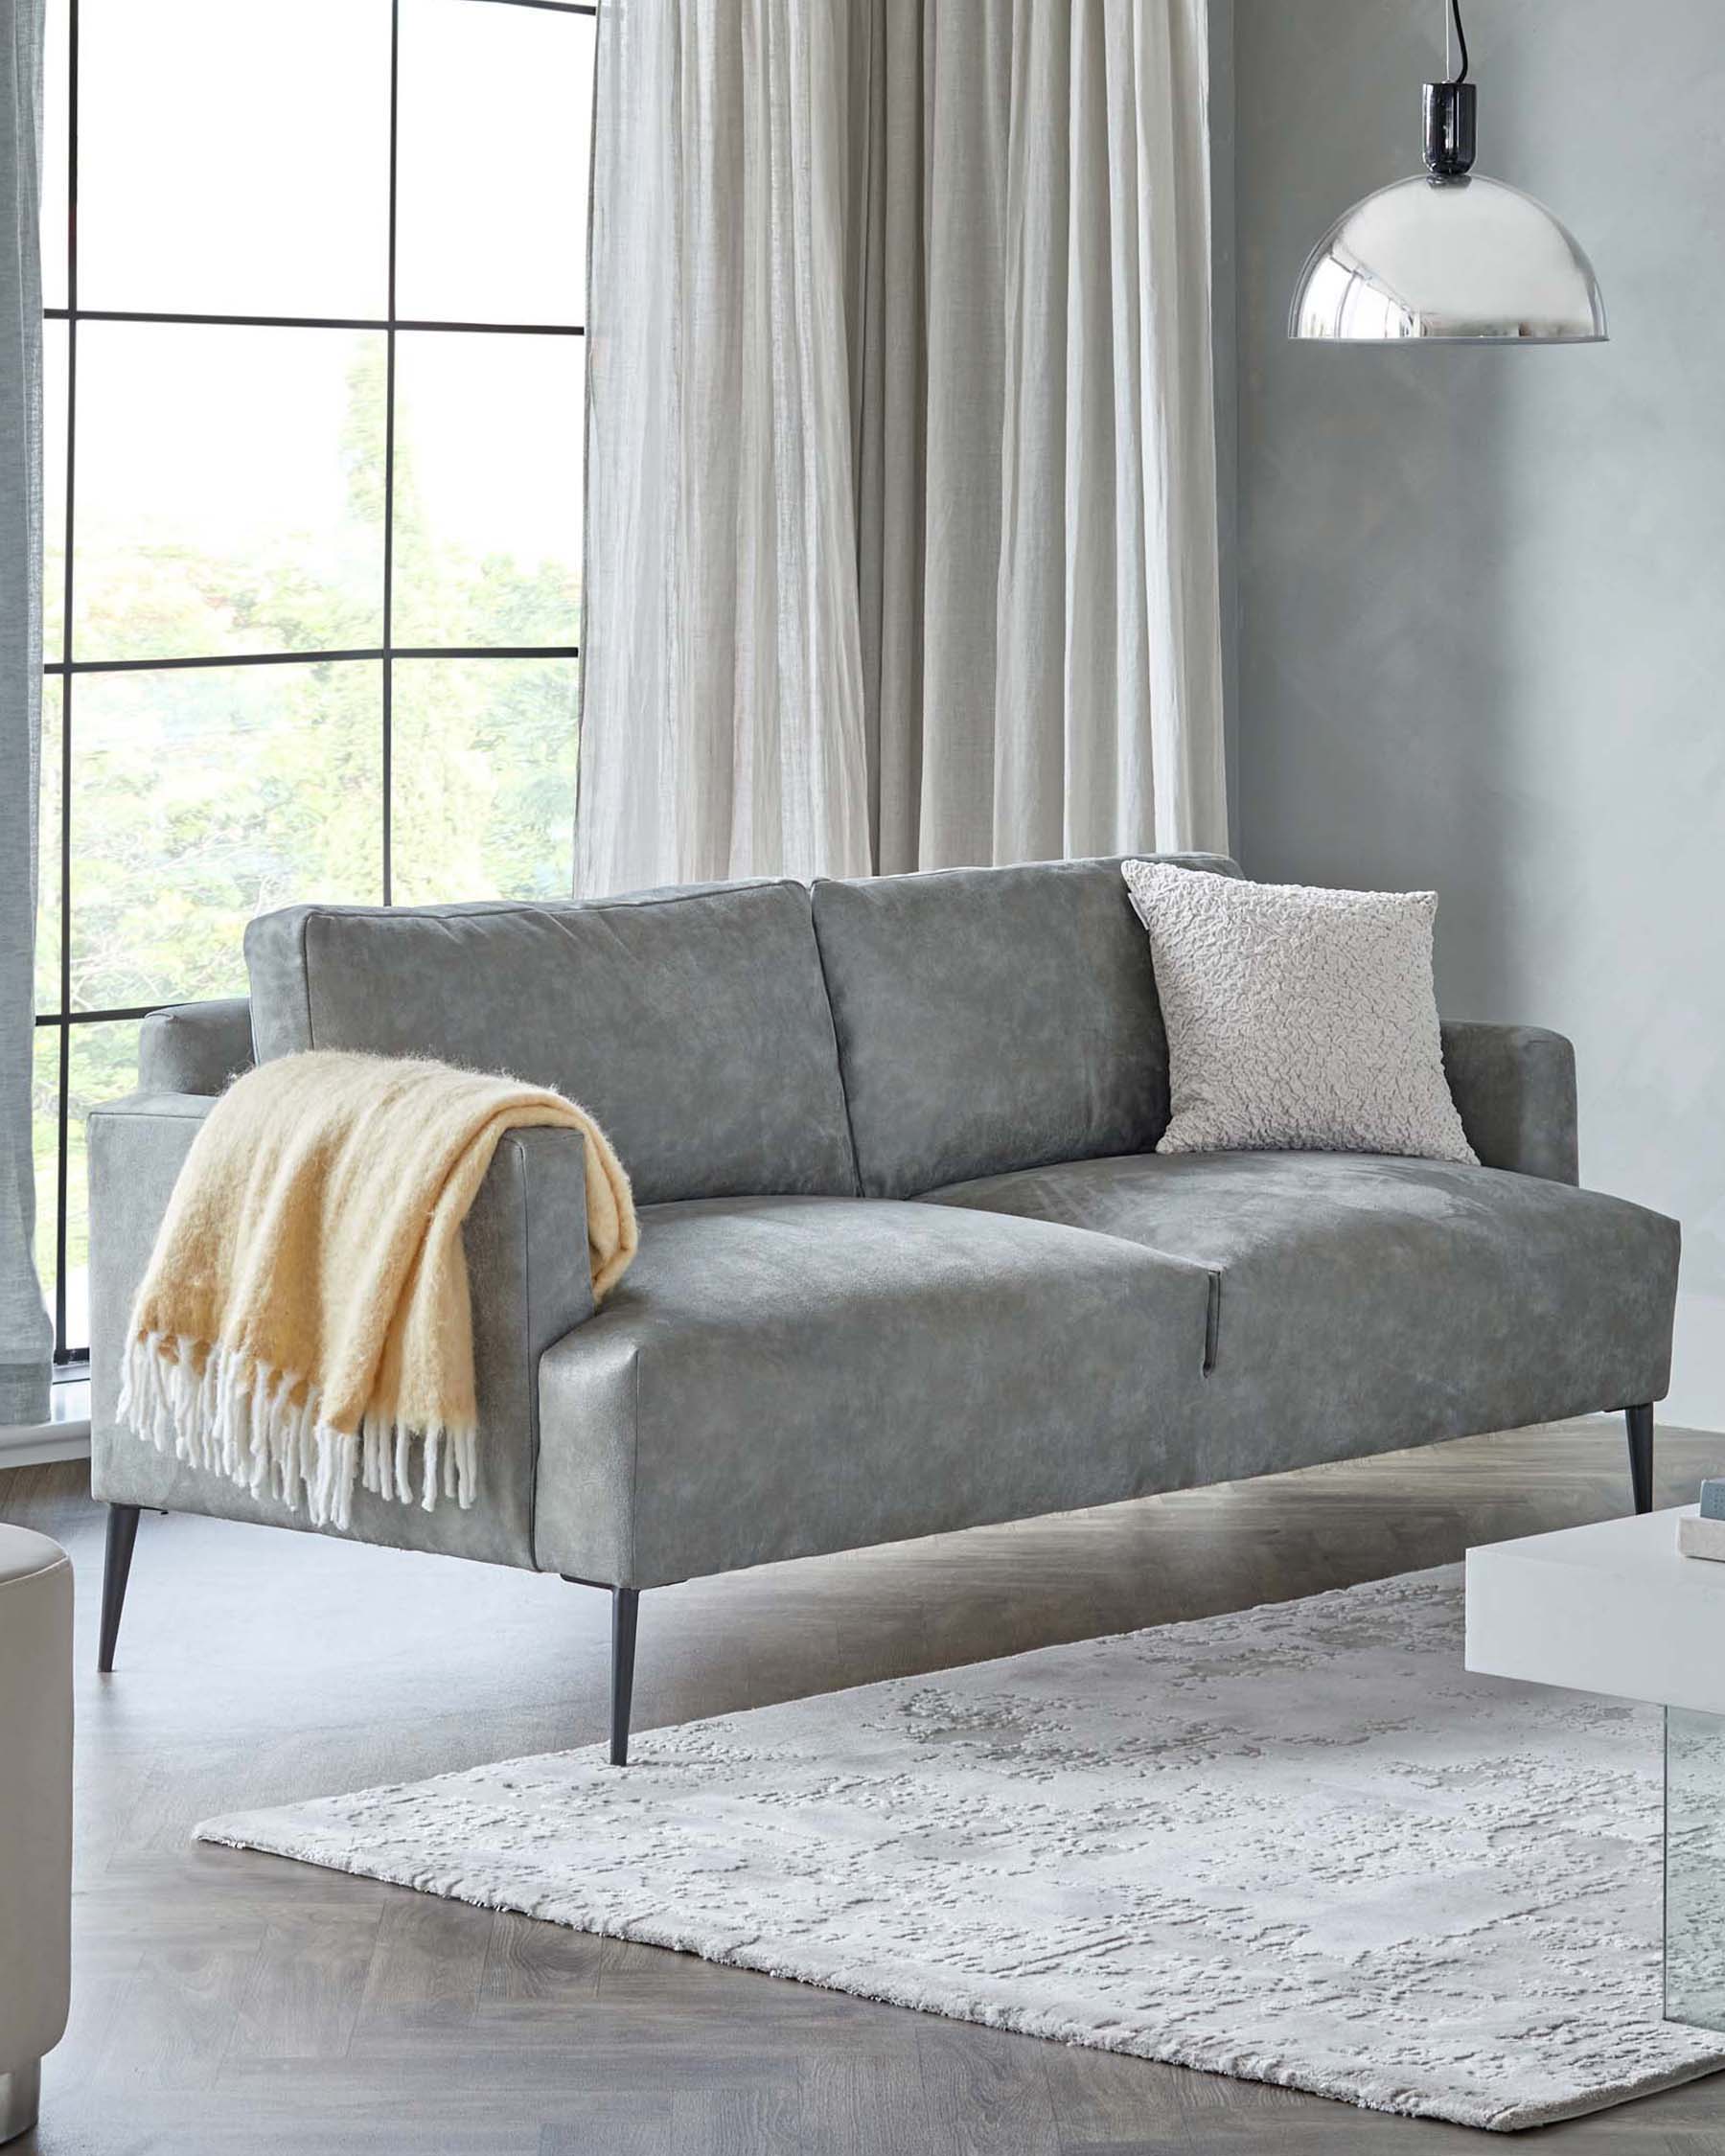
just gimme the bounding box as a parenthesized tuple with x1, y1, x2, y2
(926, 1152, 1680, 1484)
(533, 1196, 1217, 1588)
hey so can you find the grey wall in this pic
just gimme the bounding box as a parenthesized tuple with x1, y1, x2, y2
(1232, 0, 1725, 1425)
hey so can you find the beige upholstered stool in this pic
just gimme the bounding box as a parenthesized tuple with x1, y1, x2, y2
(0, 1525, 72, 2145)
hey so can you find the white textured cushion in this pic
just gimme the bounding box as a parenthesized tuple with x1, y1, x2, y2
(1122, 860, 1477, 1163)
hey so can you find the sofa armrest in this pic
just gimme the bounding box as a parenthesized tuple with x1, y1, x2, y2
(467, 1122, 599, 1458)
(88, 1092, 218, 1450)
(136, 999, 255, 1096)
(1440, 1021, 1578, 1185)
(86, 1095, 594, 1568)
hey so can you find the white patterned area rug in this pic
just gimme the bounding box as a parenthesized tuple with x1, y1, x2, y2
(197, 1566, 1725, 2132)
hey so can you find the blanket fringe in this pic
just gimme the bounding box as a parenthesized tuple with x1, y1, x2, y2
(118, 1332, 477, 1531)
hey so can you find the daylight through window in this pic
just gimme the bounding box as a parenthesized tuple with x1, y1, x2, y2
(34, 0, 595, 1361)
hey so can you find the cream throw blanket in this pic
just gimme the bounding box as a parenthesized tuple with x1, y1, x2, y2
(119, 1051, 637, 1530)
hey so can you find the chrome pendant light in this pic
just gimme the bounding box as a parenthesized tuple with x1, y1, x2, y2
(1289, 0, 1606, 344)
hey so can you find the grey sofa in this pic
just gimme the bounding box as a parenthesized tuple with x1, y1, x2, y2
(86, 854, 1679, 1762)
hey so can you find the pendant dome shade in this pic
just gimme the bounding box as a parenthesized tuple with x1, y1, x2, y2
(1289, 172, 1608, 344)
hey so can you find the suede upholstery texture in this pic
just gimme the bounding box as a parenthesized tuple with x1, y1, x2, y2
(926, 1152, 1678, 1490)
(811, 853, 1240, 1198)
(243, 882, 858, 1204)
(87, 1094, 593, 1567)
(85, 859, 1681, 1597)
(532, 1196, 1217, 1588)
(1439, 1020, 1578, 1184)
(136, 998, 255, 1097)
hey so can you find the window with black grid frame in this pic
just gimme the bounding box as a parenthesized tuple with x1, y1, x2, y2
(34, 0, 595, 1367)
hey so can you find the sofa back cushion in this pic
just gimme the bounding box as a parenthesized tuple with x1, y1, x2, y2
(811, 854, 1242, 1198)
(245, 883, 858, 1204)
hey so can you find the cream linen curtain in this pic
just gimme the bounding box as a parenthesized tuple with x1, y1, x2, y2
(577, 0, 1226, 895)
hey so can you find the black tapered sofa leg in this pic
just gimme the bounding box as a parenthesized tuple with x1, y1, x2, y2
(1625, 1404, 1655, 1517)
(564, 1574, 642, 1764)
(610, 1588, 639, 1767)
(98, 1502, 142, 1673)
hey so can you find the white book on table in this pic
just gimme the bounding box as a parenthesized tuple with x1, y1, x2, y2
(1676, 1513, 1725, 1563)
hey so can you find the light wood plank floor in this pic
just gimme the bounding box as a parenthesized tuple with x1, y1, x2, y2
(6, 1421, 1725, 2154)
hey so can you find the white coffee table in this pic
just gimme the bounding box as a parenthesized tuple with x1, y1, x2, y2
(1466, 1506, 1725, 2032)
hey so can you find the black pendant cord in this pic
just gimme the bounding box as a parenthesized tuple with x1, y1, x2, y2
(1426, 0, 1477, 176)
(1446, 0, 1470, 85)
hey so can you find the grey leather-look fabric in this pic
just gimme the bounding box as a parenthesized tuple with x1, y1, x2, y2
(80, 859, 1680, 1610)
(533, 1195, 1217, 1588)
(927, 1150, 1679, 1486)
(136, 998, 256, 1098)
(1439, 1020, 1578, 1184)
(244, 883, 858, 1205)
(87, 1094, 594, 1568)
(812, 853, 1241, 1199)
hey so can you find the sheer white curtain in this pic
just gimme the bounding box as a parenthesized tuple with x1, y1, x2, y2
(0, 0, 48, 1430)
(577, 0, 1226, 897)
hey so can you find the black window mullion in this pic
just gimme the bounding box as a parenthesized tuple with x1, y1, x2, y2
(37, 1005, 174, 1030)
(388, 645, 583, 662)
(44, 308, 585, 336)
(43, 644, 579, 677)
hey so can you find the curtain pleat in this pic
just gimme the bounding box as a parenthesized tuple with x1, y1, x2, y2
(0, 0, 48, 1429)
(578, 0, 1226, 898)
